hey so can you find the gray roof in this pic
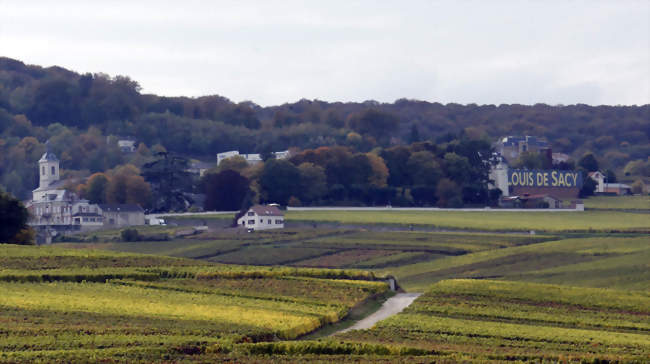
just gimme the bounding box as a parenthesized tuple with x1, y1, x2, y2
(73, 212, 103, 217)
(39, 151, 59, 162)
(98, 204, 144, 213)
(39, 140, 59, 162)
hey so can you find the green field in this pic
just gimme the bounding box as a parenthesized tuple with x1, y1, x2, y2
(382, 236, 650, 291)
(287, 210, 650, 232)
(336, 280, 650, 362)
(584, 195, 650, 211)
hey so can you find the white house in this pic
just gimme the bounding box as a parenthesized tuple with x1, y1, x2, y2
(118, 139, 136, 153)
(588, 171, 631, 195)
(588, 171, 606, 193)
(237, 204, 284, 231)
(217, 150, 291, 166)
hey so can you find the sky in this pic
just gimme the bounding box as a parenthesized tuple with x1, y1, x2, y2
(1, 0, 649, 106)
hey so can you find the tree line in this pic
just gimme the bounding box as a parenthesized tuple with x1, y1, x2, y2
(1, 56, 648, 202)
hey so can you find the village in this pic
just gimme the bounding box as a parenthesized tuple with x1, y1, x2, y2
(23, 134, 635, 244)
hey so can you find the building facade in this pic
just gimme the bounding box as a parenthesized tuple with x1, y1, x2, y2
(497, 136, 549, 163)
(217, 150, 290, 166)
(27, 144, 144, 234)
(237, 205, 285, 231)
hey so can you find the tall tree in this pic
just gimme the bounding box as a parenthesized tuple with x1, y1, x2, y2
(203, 170, 250, 211)
(259, 159, 300, 205)
(85, 173, 109, 204)
(407, 151, 441, 186)
(297, 162, 327, 204)
(142, 152, 192, 212)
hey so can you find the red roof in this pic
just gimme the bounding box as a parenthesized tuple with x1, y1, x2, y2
(249, 205, 284, 216)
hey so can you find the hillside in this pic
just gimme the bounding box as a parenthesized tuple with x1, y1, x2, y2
(1, 57, 648, 200)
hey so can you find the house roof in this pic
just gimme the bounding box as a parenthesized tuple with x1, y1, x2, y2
(73, 212, 102, 217)
(98, 204, 144, 213)
(249, 204, 284, 216)
(506, 194, 562, 201)
(604, 183, 631, 189)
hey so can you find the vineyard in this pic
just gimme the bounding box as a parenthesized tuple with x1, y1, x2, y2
(0, 244, 419, 363)
(5, 203, 650, 362)
(336, 279, 650, 362)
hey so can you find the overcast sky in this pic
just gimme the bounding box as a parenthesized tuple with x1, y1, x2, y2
(1, 1, 648, 106)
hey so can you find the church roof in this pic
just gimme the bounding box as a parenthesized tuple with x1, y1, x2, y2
(39, 141, 59, 162)
(32, 180, 67, 192)
(39, 151, 58, 162)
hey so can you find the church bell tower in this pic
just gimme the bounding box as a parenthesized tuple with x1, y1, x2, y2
(38, 141, 60, 189)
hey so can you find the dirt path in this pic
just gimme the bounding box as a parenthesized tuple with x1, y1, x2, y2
(336, 292, 422, 334)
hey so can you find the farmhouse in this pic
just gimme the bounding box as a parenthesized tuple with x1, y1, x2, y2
(237, 204, 284, 231)
(588, 171, 631, 195)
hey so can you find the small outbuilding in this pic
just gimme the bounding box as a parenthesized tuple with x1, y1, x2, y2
(98, 204, 145, 227)
(237, 204, 284, 231)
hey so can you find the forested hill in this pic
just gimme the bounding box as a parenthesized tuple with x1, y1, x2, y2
(0, 56, 648, 199)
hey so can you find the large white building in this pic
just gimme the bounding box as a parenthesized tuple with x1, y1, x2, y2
(237, 205, 285, 231)
(27, 143, 144, 233)
(217, 150, 290, 166)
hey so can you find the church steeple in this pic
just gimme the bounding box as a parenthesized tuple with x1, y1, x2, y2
(38, 141, 60, 189)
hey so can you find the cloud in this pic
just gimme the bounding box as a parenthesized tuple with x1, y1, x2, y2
(1, 1, 647, 105)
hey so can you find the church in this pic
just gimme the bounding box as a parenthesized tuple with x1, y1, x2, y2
(26, 143, 145, 235)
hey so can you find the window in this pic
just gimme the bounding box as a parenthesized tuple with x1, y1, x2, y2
(268, 219, 271, 224)
(42, 166, 45, 175)
(51, 166, 56, 175)
(248, 212, 254, 216)
(275, 219, 283, 224)
(248, 220, 255, 224)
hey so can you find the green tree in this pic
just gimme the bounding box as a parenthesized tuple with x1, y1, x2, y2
(142, 152, 192, 212)
(0, 188, 31, 244)
(407, 151, 441, 186)
(443, 152, 471, 184)
(216, 155, 249, 174)
(579, 177, 597, 198)
(85, 173, 109, 204)
(436, 178, 463, 208)
(298, 163, 327, 204)
(349, 109, 400, 145)
(513, 152, 544, 170)
(203, 170, 250, 211)
(259, 159, 300, 205)
(578, 153, 599, 172)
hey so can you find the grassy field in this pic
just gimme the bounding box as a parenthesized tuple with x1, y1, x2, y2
(584, 195, 650, 210)
(286, 210, 650, 232)
(336, 279, 650, 362)
(381, 236, 650, 291)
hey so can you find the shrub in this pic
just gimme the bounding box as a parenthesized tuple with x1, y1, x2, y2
(121, 228, 140, 242)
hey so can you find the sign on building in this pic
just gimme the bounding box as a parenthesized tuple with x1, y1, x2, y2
(508, 170, 583, 188)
